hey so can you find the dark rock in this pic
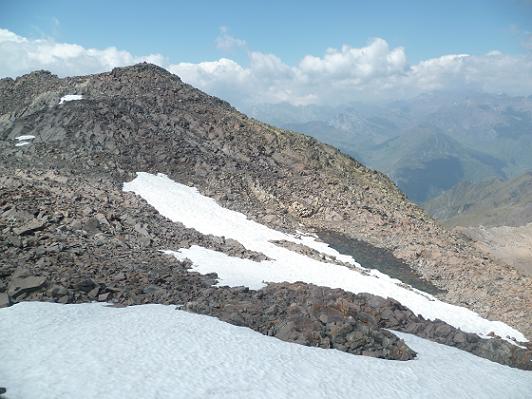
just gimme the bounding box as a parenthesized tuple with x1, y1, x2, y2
(87, 286, 100, 299)
(7, 268, 47, 298)
(453, 331, 467, 344)
(50, 285, 68, 297)
(185, 282, 417, 361)
(97, 292, 111, 302)
(0, 292, 10, 308)
(113, 272, 126, 281)
(77, 279, 96, 292)
(13, 218, 46, 235)
(434, 323, 453, 337)
(185, 282, 532, 369)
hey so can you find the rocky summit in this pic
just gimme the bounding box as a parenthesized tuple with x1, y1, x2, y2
(1, 63, 531, 369)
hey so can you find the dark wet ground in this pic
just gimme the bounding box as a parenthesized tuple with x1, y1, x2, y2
(317, 230, 445, 296)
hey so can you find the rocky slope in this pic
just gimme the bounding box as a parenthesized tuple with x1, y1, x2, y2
(0, 64, 531, 367)
(425, 174, 532, 276)
(455, 223, 532, 277)
(1, 169, 529, 368)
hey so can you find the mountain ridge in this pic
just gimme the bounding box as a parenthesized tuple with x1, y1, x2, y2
(1, 63, 531, 344)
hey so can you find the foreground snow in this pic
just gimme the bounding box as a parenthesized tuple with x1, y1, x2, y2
(59, 94, 83, 104)
(123, 172, 527, 342)
(0, 302, 530, 399)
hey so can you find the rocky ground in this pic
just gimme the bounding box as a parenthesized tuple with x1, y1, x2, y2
(1, 64, 531, 369)
(455, 224, 532, 277)
(186, 283, 532, 368)
(425, 174, 532, 277)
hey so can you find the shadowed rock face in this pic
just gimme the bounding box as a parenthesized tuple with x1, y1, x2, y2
(317, 230, 444, 296)
(0, 64, 531, 366)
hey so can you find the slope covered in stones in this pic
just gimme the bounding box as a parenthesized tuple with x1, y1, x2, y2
(0, 63, 531, 344)
(2, 169, 531, 369)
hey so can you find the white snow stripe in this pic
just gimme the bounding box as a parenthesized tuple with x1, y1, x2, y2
(15, 135, 35, 141)
(123, 172, 527, 342)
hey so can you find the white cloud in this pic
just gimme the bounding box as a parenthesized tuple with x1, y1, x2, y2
(0, 29, 26, 43)
(215, 26, 246, 51)
(1, 27, 532, 107)
(0, 28, 165, 78)
(298, 39, 407, 80)
(171, 38, 532, 107)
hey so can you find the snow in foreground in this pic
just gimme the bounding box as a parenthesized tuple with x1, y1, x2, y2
(59, 94, 83, 104)
(123, 172, 527, 342)
(0, 302, 530, 399)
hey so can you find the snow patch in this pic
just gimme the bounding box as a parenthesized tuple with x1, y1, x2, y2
(15, 142, 30, 147)
(123, 172, 528, 342)
(59, 94, 83, 104)
(1, 302, 530, 399)
(166, 245, 525, 342)
(15, 135, 35, 141)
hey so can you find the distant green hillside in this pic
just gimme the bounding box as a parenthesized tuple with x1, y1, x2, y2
(364, 129, 506, 202)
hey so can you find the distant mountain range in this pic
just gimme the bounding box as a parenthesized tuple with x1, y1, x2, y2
(424, 172, 532, 227)
(249, 91, 532, 203)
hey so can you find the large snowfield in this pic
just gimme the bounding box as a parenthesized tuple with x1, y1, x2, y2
(124, 172, 527, 342)
(1, 302, 531, 399)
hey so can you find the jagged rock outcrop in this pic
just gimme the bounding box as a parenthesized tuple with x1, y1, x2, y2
(186, 283, 532, 369)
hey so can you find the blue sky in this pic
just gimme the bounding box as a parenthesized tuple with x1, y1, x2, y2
(1, 0, 531, 65)
(1, 0, 531, 106)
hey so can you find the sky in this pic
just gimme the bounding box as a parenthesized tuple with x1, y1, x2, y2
(1, 0, 531, 107)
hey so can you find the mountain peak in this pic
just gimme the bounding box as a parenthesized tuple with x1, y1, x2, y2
(5, 70, 60, 84)
(110, 62, 181, 81)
